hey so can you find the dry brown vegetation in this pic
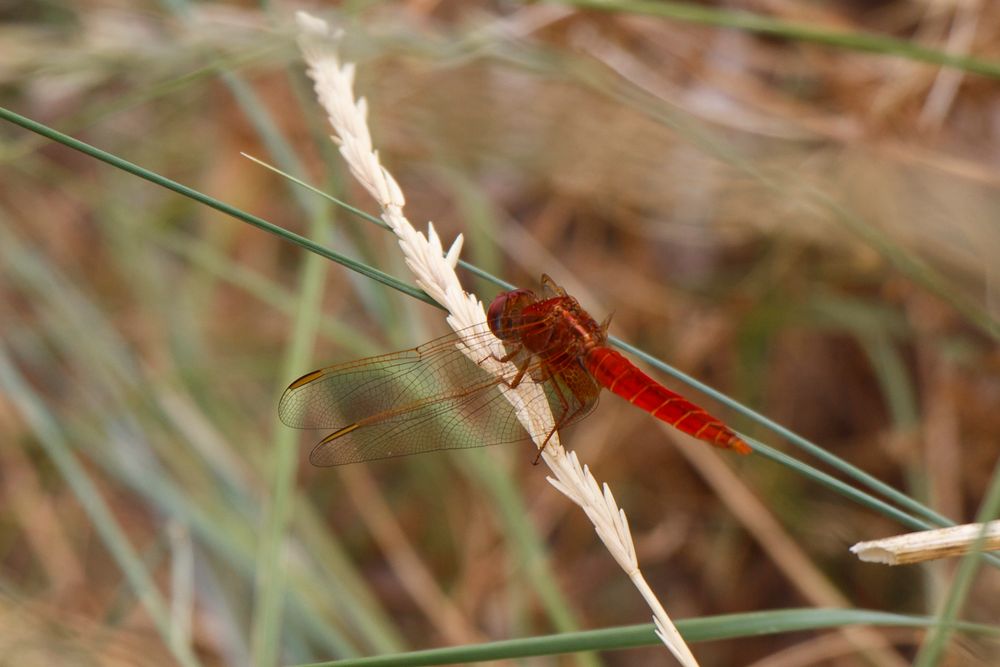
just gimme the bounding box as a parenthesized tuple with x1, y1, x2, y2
(1, 1, 999, 665)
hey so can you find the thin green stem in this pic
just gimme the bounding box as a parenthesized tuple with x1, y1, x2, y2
(290, 608, 1000, 666)
(241, 153, 516, 291)
(560, 0, 1000, 79)
(251, 206, 331, 665)
(0, 106, 433, 307)
(612, 339, 1000, 571)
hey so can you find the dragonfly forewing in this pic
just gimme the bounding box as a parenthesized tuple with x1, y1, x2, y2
(279, 331, 494, 429)
(279, 327, 603, 465)
(308, 377, 530, 465)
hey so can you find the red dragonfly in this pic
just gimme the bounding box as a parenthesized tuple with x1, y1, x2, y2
(279, 275, 750, 465)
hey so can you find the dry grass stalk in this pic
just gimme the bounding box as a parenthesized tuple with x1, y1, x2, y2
(296, 11, 697, 666)
(851, 520, 1000, 566)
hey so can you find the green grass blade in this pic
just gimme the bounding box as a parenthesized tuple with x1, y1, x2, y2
(241, 153, 517, 291)
(613, 337, 1000, 573)
(0, 106, 433, 307)
(561, 0, 1000, 79)
(749, 441, 929, 529)
(250, 202, 331, 665)
(289, 608, 1000, 666)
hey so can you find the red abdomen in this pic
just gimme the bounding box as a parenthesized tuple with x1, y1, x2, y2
(585, 347, 750, 454)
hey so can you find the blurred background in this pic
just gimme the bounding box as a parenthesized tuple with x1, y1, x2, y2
(1, 1, 999, 665)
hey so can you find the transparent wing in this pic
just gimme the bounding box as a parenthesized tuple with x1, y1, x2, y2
(278, 327, 601, 466)
(307, 377, 529, 465)
(279, 328, 505, 430)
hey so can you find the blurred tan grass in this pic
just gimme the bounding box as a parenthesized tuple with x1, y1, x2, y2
(2, 1, 1000, 665)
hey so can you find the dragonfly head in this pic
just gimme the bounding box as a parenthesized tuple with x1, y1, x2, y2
(487, 288, 537, 340)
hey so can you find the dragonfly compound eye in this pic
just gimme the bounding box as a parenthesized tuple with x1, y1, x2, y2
(487, 289, 535, 340)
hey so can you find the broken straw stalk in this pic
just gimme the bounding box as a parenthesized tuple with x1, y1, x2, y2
(851, 520, 1000, 566)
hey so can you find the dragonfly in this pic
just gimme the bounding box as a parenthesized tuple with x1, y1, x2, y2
(279, 275, 750, 465)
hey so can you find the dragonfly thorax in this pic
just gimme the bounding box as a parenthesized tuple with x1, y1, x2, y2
(488, 285, 608, 370)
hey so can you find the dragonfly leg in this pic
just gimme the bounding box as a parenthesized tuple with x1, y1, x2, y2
(508, 363, 530, 388)
(532, 362, 598, 464)
(479, 343, 533, 388)
(531, 365, 573, 464)
(497, 352, 534, 389)
(533, 425, 560, 464)
(491, 343, 523, 364)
